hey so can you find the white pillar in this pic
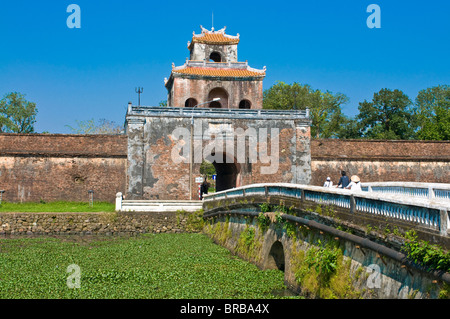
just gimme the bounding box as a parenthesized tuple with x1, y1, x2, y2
(115, 192, 123, 212)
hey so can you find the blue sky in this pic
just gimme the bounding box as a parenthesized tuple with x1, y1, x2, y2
(0, 0, 449, 133)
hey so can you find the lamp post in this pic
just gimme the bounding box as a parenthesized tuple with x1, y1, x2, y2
(189, 98, 220, 200)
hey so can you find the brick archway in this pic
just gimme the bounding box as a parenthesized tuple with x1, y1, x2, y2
(205, 152, 241, 192)
(208, 87, 228, 108)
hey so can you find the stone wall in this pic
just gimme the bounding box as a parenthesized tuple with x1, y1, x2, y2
(1, 133, 448, 203)
(0, 211, 192, 236)
(0, 133, 127, 203)
(125, 108, 311, 200)
(311, 139, 450, 185)
(204, 214, 448, 299)
(167, 77, 263, 109)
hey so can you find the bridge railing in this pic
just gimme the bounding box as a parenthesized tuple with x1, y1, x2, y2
(203, 183, 450, 236)
(361, 182, 450, 202)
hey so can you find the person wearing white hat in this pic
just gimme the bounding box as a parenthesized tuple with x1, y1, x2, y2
(323, 177, 333, 187)
(346, 175, 362, 192)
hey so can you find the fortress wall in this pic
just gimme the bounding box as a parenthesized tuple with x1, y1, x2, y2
(0, 134, 127, 203)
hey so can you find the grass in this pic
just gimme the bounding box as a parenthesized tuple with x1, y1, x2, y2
(0, 201, 115, 213)
(0, 233, 295, 299)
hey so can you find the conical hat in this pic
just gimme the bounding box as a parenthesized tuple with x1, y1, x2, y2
(351, 175, 360, 182)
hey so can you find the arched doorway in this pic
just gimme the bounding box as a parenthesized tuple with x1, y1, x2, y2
(267, 241, 285, 271)
(205, 153, 240, 192)
(208, 88, 228, 108)
(185, 98, 198, 108)
(239, 99, 251, 109)
(209, 52, 222, 62)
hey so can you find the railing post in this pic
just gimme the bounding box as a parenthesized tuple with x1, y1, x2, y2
(264, 186, 268, 198)
(439, 209, 449, 236)
(350, 195, 356, 214)
(429, 187, 435, 199)
(115, 192, 123, 212)
(301, 189, 305, 202)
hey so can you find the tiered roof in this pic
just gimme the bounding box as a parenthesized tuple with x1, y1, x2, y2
(188, 26, 239, 49)
(165, 26, 265, 88)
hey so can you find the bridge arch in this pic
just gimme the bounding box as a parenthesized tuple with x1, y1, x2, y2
(266, 240, 285, 271)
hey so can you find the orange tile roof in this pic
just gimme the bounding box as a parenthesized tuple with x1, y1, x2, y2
(192, 33, 240, 45)
(173, 67, 264, 78)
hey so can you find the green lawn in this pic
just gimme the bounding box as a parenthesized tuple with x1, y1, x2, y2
(0, 233, 297, 299)
(0, 201, 115, 213)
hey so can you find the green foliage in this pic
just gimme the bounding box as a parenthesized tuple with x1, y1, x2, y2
(262, 81, 349, 138)
(259, 202, 271, 213)
(357, 88, 416, 140)
(199, 160, 216, 178)
(0, 92, 37, 133)
(402, 230, 450, 272)
(176, 209, 204, 232)
(256, 212, 270, 232)
(415, 85, 450, 140)
(241, 227, 255, 248)
(302, 240, 340, 283)
(283, 222, 297, 239)
(0, 201, 115, 213)
(0, 234, 292, 299)
(65, 118, 123, 134)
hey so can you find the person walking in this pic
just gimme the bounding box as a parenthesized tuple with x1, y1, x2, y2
(337, 171, 350, 188)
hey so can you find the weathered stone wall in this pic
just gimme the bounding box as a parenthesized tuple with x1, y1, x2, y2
(0, 133, 127, 203)
(1, 133, 448, 203)
(0, 211, 191, 236)
(126, 109, 311, 200)
(311, 139, 450, 185)
(168, 77, 263, 109)
(204, 214, 448, 299)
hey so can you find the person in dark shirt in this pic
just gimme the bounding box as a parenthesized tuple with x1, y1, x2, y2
(200, 178, 209, 200)
(337, 171, 350, 188)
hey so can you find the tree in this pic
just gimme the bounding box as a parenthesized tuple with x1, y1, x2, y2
(0, 92, 38, 133)
(414, 85, 450, 140)
(200, 160, 216, 177)
(263, 81, 349, 138)
(356, 88, 416, 139)
(66, 118, 123, 134)
(335, 116, 362, 139)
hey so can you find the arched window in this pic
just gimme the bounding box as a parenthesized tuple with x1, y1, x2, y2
(239, 99, 251, 109)
(185, 98, 198, 108)
(208, 87, 228, 108)
(209, 52, 222, 62)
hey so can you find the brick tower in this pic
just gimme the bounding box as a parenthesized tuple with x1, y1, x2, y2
(164, 26, 266, 109)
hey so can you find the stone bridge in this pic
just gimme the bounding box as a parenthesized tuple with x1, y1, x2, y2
(202, 183, 450, 299)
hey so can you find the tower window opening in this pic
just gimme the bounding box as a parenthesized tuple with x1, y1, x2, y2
(185, 98, 198, 108)
(209, 52, 222, 62)
(239, 99, 251, 109)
